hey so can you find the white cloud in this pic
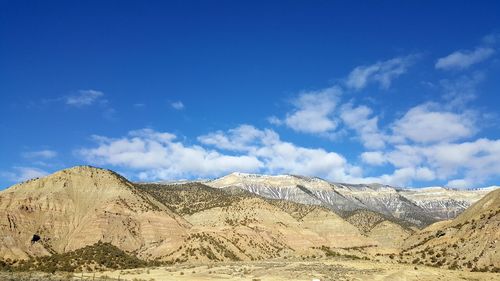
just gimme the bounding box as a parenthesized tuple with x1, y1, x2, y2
(200, 125, 361, 181)
(78, 128, 261, 180)
(385, 145, 424, 168)
(1, 167, 49, 183)
(374, 138, 500, 187)
(65, 90, 104, 106)
(435, 47, 495, 70)
(253, 136, 352, 179)
(446, 179, 470, 189)
(272, 86, 341, 134)
(415, 167, 436, 181)
(422, 139, 500, 182)
(374, 166, 436, 187)
(340, 103, 386, 149)
(70, 47, 498, 188)
(391, 103, 476, 144)
(76, 125, 500, 188)
(79, 126, 364, 182)
(22, 149, 57, 159)
(346, 55, 416, 90)
(267, 116, 282, 126)
(360, 151, 386, 166)
(171, 101, 185, 110)
(345, 97, 496, 187)
(198, 125, 278, 151)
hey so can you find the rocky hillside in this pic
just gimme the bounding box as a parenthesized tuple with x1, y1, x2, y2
(400, 188, 500, 272)
(0, 166, 497, 273)
(0, 166, 189, 260)
(207, 173, 491, 227)
(0, 166, 406, 265)
(136, 182, 383, 262)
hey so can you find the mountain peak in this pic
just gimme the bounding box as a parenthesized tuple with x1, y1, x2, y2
(227, 172, 293, 178)
(55, 165, 124, 177)
(5, 165, 133, 193)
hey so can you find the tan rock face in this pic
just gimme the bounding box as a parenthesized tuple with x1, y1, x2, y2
(184, 198, 376, 255)
(0, 166, 188, 260)
(366, 221, 412, 251)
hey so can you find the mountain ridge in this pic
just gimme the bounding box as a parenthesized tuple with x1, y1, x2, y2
(143, 172, 498, 192)
(207, 172, 493, 226)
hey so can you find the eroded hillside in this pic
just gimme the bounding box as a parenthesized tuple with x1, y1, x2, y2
(0, 166, 497, 275)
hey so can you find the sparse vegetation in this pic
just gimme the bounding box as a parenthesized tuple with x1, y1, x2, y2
(11, 241, 153, 273)
(135, 182, 249, 215)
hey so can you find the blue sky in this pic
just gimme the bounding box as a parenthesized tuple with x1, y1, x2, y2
(1, 1, 500, 189)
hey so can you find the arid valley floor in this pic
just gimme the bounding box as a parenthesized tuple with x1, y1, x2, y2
(3, 259, 500, 281)
(88, 259, 500, 281)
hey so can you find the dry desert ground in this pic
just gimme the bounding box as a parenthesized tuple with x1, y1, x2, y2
(84, 259, 500, 281)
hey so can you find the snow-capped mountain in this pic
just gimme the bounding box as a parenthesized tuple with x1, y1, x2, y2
(399, 186, 494, 220)
(207, 172, 495, 226)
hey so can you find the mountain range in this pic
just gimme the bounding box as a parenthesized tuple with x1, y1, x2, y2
(207, 172, 493, 226)
(0, 166, 498, 273)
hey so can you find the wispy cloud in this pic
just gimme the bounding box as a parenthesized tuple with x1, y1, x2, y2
(435, 47, 495, 70)
(22, 149, 57, 159)
(439, 72, 484, 108)
(345, 55, 417, 90)
(65, 90, 104, 107)
(1, 167, 49, 183)
(482, 32, 500, 45)
(63, 89, 117, 120)
(171, 101, 185, 110)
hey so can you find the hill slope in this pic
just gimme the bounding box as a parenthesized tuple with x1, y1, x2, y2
(401, 188, 500, 271)
(0, 166, 189, 260)
(136, 182, 381, 262)
(0, 167, 400, 264)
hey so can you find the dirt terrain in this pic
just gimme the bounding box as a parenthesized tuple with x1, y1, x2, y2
(88, 259, 500, 281)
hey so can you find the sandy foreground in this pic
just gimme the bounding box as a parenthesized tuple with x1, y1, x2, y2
(83, 259, 499, 281)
